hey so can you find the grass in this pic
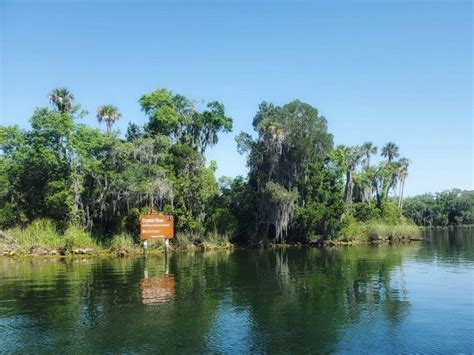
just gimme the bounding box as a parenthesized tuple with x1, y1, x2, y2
(63, 225, 98, 251)
(202, 231, 233, 250)
(341, 218, 421, 242)
(108, 233, 138, 255)
(174, 232, 194, 250)
(1, 219, 100, 255)
(5, 219, 64, 251)
(0, 219, 238, 257)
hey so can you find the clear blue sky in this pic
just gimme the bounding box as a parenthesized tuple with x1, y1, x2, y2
(0, 0, 472, 196)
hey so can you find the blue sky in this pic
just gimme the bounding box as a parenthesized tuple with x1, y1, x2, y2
(0, 0, 472, 196)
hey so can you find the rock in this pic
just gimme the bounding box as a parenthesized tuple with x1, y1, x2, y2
(50, 249, 58, 255)
(73, 247, 94, 254)
(117, 249, 127, 257)
(29, 246, 47, 255)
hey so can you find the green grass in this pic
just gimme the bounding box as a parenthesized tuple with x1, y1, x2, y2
(6, 219, 63, 250)
(2, 219, 100, 254)
(202, 231, 233, 249)
(174, 232, 194, 250)
(63, 225, 98, 251)
(342, 218, 421, 242)
(108, 233, 138, 255)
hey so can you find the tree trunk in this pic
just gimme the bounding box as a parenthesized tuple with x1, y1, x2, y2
(399, 178, 405, 211)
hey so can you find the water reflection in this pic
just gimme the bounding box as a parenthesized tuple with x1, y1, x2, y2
(0, 230, 472, 353)
(141, 263, 175, 305)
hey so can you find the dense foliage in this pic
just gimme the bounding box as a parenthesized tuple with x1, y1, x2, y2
(233, 100, 415, 242)
(403, 189, 474, 226)
(1, 88, 461, 246)
(0, 88, 232, 243)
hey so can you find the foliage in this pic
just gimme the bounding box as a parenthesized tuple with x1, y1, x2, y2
(6, 219, 63, 249)
(294, 160, 346, 240)
(108, 233, 136, 254)
(342, 218, 420, 242)
(174, 232, 194, 250)
(4, 219, 98, 252)
(236, 100, 334, 242)
(63, 225, 98, 250)
(202, 231, 232, 249)
(403, 189, 474, 226)
(0, 88, 233, 243)
(4, 87, 460, 246)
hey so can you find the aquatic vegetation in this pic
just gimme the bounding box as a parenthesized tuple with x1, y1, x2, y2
(342, 218, 420, 242)
(108, 233, 137, 255)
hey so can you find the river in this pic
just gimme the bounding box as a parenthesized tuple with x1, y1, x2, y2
(0, 229, 473, 353)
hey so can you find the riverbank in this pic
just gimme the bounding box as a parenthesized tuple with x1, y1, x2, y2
(0, 219, 422, 257)
(0, 220, 235, 257)
(420, 224, 474, 230)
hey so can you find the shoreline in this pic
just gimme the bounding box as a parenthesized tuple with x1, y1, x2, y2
(0, 236, 424, 258)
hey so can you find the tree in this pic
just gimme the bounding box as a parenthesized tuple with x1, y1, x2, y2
(397, 158, 410, 210)
(381, 142, 399, 162)
(97, 105, 121, 134)
(361, 142, 377, 169)
(48, 88, 75, 113)
(403, 189, 474, 226)
(237, 100, 333, 242)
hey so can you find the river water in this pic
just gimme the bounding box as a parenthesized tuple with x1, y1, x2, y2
(0, 229, 473, 353)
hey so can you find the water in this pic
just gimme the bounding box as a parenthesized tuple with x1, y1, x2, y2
(0, 229, 473, 353)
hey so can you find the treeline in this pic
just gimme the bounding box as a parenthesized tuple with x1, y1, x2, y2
(403, 189, 474, 227)
(0, 88, 419, 245)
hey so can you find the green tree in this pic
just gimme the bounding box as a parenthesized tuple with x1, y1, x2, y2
(96, 105, 121, 134)
(381, 142, 400, 162)
(48, 88, 75, 113)
(237, 100, 333, 242)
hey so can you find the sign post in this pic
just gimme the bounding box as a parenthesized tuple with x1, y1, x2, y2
(140, 214, 174, 255)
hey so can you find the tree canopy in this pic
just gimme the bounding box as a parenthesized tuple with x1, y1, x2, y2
(1, 88, 469, 245)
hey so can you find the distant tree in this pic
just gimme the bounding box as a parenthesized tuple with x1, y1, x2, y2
(381, 142, 399, 162)
(97, 105, 121, 133)
(361, 142, 377, 169)
(397, 158, 410, 210)
(48, 88, 74, 113)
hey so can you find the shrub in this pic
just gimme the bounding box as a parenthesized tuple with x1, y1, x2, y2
(352, 202, 381, 222)
(174, 232, 194, 250)
(341, 216, 420, 242)
(380, 201, 403, 223)
(109, 233, 137, 254)
(6, 219, 63, 249)
(340, 215, 365, 241)
(203, 231, 232, 248)
(63, 225, 98, 251)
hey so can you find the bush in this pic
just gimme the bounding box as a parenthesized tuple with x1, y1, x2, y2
(364, 220, 420, 241)
(203, 231, 232, 249)
(108, 233, 137, 254)
(63, 225, 98, 251)
(341, 216, 420, 242)
(340, 215, 365, 241)
(352, 203, 381, 222)
(380, 201, 403, 223)
(6, 219, 63, 249)
(174, 232, 194, 250)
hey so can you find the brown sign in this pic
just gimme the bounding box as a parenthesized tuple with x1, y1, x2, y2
(140, 214, 174, 240)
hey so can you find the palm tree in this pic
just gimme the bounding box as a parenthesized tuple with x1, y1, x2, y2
(97, 105, 121, 133)
(359, 143, 378, 202)
(361, 142, 378, 169)
(48, 88, 74, 112)
(341, 145, 363, 206)
(381, 142, 400, 162)
(397, 158, 410, 210)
